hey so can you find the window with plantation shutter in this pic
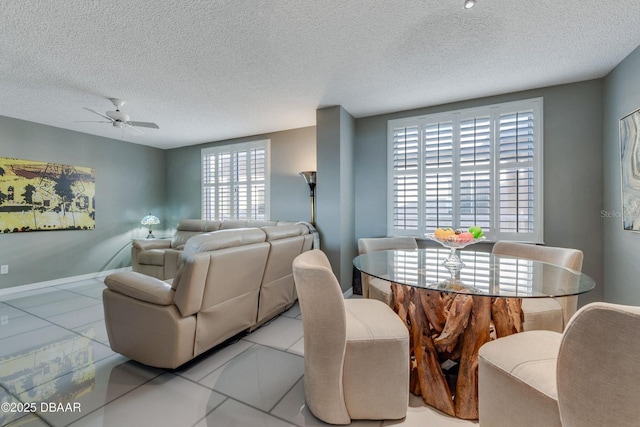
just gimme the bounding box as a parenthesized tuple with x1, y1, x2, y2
(202, 140, 270, 221)
(388, 98, 543, 242)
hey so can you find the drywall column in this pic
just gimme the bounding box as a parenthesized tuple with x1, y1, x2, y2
(316, 106, 356, 291)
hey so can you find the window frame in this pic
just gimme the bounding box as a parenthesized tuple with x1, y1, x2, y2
(201, 139, 271, 221)
(387, 98, 544, 243)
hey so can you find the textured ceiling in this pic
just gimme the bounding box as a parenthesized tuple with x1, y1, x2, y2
(2, 0, 640, 149)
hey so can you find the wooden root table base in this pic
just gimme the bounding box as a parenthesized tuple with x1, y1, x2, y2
(391, 283, 523, 420)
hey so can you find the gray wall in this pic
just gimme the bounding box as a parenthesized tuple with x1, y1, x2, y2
(164, 126, 316, 227)
(354, 79, 605, 304)
(0, 76, 614, 303)
(603, 44, 640, 304)
(316, 106, 356, 290)
(0, 116, 165, 289)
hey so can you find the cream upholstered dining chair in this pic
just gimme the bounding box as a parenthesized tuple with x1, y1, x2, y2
(357, 236, 418, 305)
(492, 241, 583, 332)
(292, 249, 409, 425)
(478, 302, 640, 427)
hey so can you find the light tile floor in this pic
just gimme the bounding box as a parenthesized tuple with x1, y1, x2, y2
(0, 277, 478, 427)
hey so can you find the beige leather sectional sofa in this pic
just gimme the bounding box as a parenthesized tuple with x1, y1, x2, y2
(131, 219, 296, 280)
(103, 223, 314, 368)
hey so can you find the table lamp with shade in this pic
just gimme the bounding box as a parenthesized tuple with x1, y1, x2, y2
(299, 171, 316, 225)
(141, 213, 160, 239)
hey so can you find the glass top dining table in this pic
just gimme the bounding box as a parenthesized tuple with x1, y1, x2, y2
(353, 248, 596, 298)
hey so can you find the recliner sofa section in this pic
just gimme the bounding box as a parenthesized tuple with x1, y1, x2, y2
(103, 224, 313, 368)
(131, 219, 294, 280)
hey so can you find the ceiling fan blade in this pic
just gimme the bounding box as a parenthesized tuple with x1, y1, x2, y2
(83, 107, 114, 121)
(74, 120, 112, 123)
(124, 125, 145, 136)
(128, 121, 159, 129)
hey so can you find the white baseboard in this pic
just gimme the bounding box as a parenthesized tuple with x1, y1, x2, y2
(343, 287, 354, 299)
(0, 267, 132, 297)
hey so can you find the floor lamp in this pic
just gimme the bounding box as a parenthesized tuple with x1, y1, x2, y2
(299, 171, 316, 225)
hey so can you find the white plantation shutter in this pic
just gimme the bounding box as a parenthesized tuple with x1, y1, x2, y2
(388, 98, 543, 242)
(391, 125, 420, 231)
(425, 122, 454, 230)
(202, 140, 270, 221)
(497, 110, 537, 237)
(459, 116, 492, 232)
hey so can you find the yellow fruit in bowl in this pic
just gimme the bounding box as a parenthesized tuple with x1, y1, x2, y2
(434, 227, 455, 241)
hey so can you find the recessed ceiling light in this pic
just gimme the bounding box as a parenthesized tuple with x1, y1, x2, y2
(464, 0, 477, 9)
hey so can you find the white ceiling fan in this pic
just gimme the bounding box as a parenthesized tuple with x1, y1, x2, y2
(79, 98, 159, 134)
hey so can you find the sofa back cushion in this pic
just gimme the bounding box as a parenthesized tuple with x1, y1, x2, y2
(173, 228, 268, 315)
(170, 219, 293, 249)
(195, 242, 270, 354)
(256, 224, 313, 323)
(181, 228, 267, 261)
(263, 223, 308, 241)
(172, 220, 207, 249)
(219, 219, 277, 229)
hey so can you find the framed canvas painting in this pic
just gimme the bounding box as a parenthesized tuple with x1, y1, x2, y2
(0, 157, 95, 233)
(620, 109, 640, 231)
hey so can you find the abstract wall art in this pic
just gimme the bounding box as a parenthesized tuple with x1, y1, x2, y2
(620, 109, 640, 231)
(0, 157, 95, 233)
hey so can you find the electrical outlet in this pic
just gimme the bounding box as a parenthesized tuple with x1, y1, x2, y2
(0, 265, 7, 274)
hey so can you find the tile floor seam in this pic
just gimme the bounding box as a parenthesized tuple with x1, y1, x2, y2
(0, 383, 23, 427)
(46, 314, 104, 331)
(0, 334, 116, 398)
(62, 290, 103, 301)
(230, 396, 301, 427)
(186, 343, 304, 416)
(0, 383, 53, 427)
(7, 303, 103, 334)
(188, 396, 229, 427)
(0, 312, 104, 354)
(54, 283, 105, 300)
(57, 370, 165, 427)
(12, 300, 103, 320)
(285, 336, 303, 353)
(2, 292, 80, 309)
(176, 343, 256, 383)
(0, 319, 53, 341)
(267, 373, 305, 414)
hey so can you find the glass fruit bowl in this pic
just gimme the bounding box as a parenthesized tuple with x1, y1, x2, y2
(425, 233, 486, 271)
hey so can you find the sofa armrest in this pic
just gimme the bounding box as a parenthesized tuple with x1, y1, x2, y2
(104, 271, 175, 305)
(164, 249, 183, 279)
(132, 239, 171, 251)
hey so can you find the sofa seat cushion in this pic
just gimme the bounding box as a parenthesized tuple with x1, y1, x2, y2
(137, 249, 166, 266)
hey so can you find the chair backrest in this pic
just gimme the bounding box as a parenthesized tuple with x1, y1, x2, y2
(492, 241, 584, 325)
(358, 236, 418, 255)
(557, 302, 640, 427)
(292, 249, 350, 422)
(492, 241, 583, 271)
